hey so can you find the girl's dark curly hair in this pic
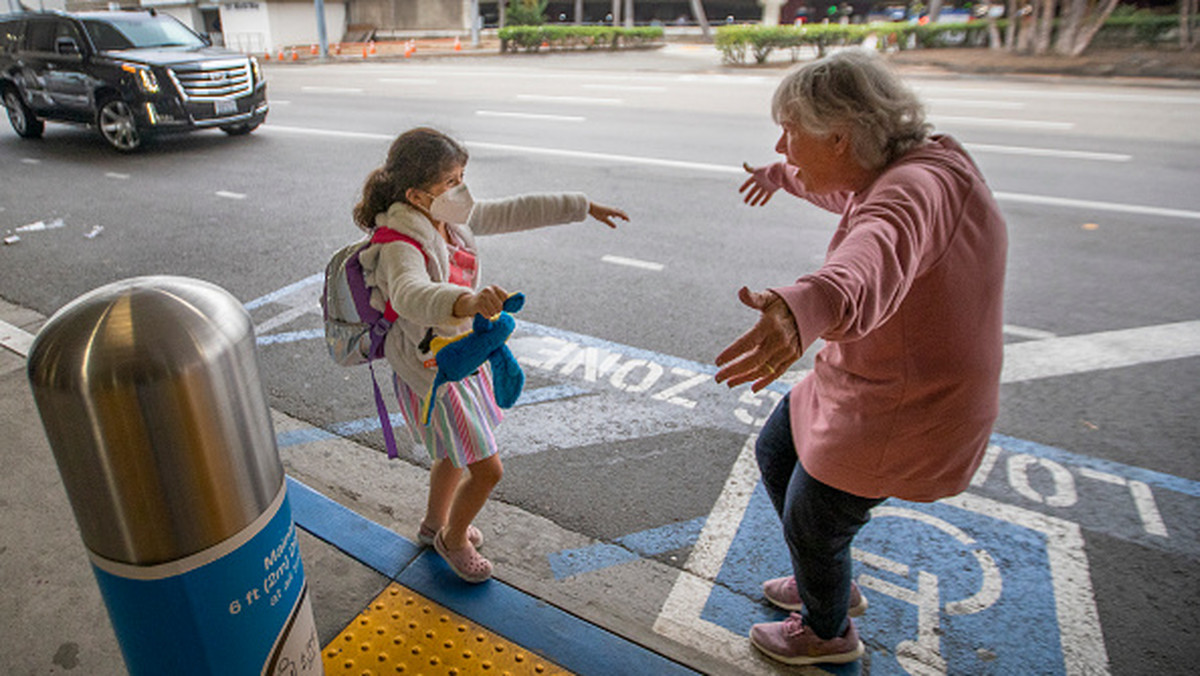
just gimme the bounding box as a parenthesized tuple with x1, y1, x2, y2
(352, 127, 469, 232)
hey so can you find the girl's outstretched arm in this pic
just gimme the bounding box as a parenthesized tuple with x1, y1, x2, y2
(588, 202, 629, 229)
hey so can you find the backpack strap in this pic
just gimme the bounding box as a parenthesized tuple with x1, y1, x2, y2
(368, 227, 432, 459)
(370, 227, 428, 322)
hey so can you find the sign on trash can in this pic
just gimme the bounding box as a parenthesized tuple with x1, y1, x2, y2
(27, 276, 322, 676)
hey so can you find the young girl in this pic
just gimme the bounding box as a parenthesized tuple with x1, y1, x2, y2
(353, 127, 628, 583)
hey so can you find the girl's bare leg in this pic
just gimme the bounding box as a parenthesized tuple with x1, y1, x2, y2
(442, 454, 503, 550)
(424, 458, 462, 531)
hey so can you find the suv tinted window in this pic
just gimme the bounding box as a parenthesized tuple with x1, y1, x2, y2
(82, 20, 133, 50)
(82, 15, 204, 50)
(25, 19, 56, 52)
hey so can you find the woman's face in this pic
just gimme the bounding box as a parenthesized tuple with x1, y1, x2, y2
(775, 122, 848, 194)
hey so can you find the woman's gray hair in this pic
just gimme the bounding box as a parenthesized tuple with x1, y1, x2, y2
(771, 49, 931, 170)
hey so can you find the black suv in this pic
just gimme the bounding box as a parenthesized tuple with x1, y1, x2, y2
(1, 9, 267, 151)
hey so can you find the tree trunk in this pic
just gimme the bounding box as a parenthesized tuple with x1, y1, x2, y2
(928, 0, 945, 22)
(1032, 0, 1056, 55)
(1184, 0, 1199, 50)
(1054, 0, 1084, 55)
(1065, 0, 1121, 56)
(1004, 0, 1018, 50)
(690, 0, 711, 39)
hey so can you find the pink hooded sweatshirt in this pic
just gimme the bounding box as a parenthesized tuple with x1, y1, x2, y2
(766, 135, 1007, 502)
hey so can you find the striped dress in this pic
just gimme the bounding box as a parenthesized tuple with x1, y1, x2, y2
(393, 368, 502, 468)
(391, 236, 502, 468)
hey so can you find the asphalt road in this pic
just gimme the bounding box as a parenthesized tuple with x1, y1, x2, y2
(2, 47, 1197, 674)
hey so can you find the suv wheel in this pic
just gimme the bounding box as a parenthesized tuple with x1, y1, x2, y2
(4, 89, 45, 139)
(96, 97, 143, 152)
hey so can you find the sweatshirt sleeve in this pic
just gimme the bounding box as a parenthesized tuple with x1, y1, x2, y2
(371, 241, 465, 328)
(771, 165, 940, 346)
(764, 162, 853, 213)
(467, 192, 589, 236)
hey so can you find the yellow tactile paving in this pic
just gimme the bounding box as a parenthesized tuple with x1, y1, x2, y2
(322, 582, 575, 676)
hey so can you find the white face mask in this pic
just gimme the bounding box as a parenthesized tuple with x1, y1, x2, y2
(428, 183, 475, 224)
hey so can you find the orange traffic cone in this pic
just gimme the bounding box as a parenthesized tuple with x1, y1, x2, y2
(404, 40, 414, 58)
(332, 43, 340, 55)
(369, 40, 377, 55)
(264, 51, 271, 60)
(310, 43, 318, 55)
(362, 43, 369, 58)
(290, 49, 298, 61)
(277, 49, 285, 61)
(454, 36, 462, 51)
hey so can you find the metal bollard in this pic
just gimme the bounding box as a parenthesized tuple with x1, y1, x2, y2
(27, 276, 323, 676)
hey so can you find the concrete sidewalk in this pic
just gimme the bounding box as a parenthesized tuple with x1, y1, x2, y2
(0, 297, 730, 674)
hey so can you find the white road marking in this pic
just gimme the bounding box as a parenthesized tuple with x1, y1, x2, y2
(966, 143, 1131, 163)
(216, 190, 247, 200)
(653, 435, 777, 676)
(516, 94, 623, 106)
(259, 125, 1196, 219)
(105, 172, 131, 179)
(1077, 468, 1169, 537)
(300, 86, 364, 94)
(255, 304, 318, 334)
(1004, 324, 1058, 340)
(929, 114, 1075, 131)
(467, 140, 740, 174)
(1002, 320, 1200, 383)
(601, 254, 664, 271)
(0, 319, 34, 357)
(476, 110, 585, 123)
(927, 98, 1026, 110)
(262, 125, 391, 141)
(994, 192, 1200, 220)
(378, 78, 438, 85)
(915, 85, 1200, 105)
(582, 84, 667, 92)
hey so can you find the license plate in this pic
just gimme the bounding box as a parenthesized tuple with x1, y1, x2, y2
(214, 99, 237, 115)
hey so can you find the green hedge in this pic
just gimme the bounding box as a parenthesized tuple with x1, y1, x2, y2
(499, 26, 664, 52)
(716, 15, 1179, 64)
(1090, 15, 1180, 47)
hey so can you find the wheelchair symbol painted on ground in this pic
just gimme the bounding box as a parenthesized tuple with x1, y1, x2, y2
(653, 438, 1109, 676)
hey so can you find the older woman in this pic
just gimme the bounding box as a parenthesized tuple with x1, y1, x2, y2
(715, 49, 1007, 666)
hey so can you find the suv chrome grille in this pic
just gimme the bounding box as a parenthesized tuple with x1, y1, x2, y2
(168, 60, 253, 100)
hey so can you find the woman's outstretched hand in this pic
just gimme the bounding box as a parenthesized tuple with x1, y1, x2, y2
(715, 287, 803, 392)
(739, 162, 781, 207)
(588, 202, 630, 229)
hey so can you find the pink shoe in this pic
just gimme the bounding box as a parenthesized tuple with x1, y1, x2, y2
(761, 577, 867, 617)
(433, 529, 493, 583)
(750, 613, 864, 666)
(419, 522, 483, 548)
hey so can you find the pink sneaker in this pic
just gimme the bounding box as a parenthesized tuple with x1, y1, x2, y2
(762, 577, 867, 617)
(433, 529, 493, 583)
(750, 613, 864, 666)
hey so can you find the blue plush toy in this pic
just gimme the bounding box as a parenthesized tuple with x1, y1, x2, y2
(421, 293, 526, 424)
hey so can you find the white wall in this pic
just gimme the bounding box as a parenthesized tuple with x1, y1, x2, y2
(221, 0, 345, 55)
(221, 1, 271, 53)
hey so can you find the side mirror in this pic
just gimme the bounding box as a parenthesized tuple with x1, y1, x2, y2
(55, 36, 80, 56)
